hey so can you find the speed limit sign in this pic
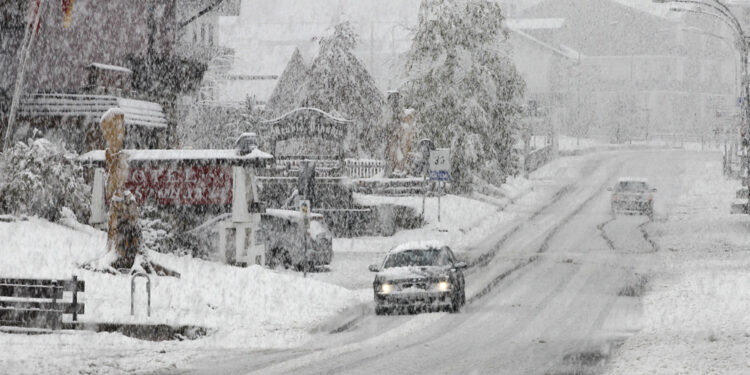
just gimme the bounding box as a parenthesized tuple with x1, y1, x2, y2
(299, 200, 311, 217)
(429, 148, 451, 181)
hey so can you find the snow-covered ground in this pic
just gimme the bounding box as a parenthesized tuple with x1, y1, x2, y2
(607, 154, 750, 374)
(0, 145, 611, 374)
(305, 152, 609, 293)
(2, 146, 732, 374)
(0, 219, 366, 374)
(556, 134, 726, 153)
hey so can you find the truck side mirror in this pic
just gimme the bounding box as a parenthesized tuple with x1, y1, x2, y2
(368, 264, 381, 272)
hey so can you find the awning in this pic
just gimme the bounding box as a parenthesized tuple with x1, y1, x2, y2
(19, 94, 168, 129)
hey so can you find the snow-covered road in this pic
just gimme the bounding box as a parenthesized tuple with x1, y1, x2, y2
(166, 150, 702, 375)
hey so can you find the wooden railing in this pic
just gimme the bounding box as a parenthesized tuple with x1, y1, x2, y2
(345, 159, 385, 179)
(264, 158, 386, 179)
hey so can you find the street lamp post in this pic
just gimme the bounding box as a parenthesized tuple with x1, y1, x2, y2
(655, 0, 750, 212)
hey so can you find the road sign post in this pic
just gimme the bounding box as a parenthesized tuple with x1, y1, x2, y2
(299, 200, 311, 277)
(429, 149, 451, 223)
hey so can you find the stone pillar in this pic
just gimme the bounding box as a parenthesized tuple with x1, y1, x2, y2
(89, 168, 107, 227)
(230, 166, 264, 266)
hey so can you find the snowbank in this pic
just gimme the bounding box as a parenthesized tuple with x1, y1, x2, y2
(0, 218, 365, 351)
(607, 154, 750, 375)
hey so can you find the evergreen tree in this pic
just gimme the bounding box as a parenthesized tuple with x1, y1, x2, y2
(301, 22, 385, 157)
(267, 48, 310, 117)
(404, 0, 526, 191)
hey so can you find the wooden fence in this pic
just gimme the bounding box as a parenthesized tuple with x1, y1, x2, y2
(345, 159, 385, 179)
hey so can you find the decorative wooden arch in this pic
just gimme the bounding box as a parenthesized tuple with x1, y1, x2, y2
(262, 107, 352, 160)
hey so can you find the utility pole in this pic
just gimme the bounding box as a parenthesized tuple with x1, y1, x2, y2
(4, 0, 46, 152)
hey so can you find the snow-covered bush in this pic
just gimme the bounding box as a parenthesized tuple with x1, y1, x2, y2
(139, 205, 215, 260)
(0, 138, 90, 222)
(140, 206, 178, 255)
(404, 0, 526, 191)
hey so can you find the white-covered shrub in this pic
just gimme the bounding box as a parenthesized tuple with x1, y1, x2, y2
(0, 138, 90, 222)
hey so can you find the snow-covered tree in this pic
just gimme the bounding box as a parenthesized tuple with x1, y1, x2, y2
(566, 97, 595, 146)
(404, 0, 525, 191)
(267, 48, 310, 117)
(0, 138, 90, 222)
(178, 104, 254, 149)
(301, 22, 385, 157)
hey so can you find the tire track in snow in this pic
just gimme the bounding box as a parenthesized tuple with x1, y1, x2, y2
(467, 156, 602, 270)
(597, 216, 617, 250)
(466, 183, 574, 270)
(325, 157, 617, 334)
(637, 220, 660, 253)
(466, 159, 625, 305)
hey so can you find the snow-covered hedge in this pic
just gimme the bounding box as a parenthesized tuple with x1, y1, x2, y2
(0, 138, 90, 222)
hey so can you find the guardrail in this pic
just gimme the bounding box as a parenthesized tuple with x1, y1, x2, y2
(524, 145, 553, 173)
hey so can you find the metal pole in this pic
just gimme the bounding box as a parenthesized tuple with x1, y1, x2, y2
(4, 0, 46, 151)
(438, 182, 442, 223)
(421, 175, 427, 218)
(303, 195, 308, 278)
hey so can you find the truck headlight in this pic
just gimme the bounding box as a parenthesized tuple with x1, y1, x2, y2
(438, 281, 451, 292)
(380, 283, 393, 294)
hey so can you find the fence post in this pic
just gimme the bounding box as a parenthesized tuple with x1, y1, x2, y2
(71, 275, 78, 322)
(51, 280, 58, 330)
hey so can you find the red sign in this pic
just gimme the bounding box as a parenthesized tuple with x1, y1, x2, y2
(124, 165, 233, 206)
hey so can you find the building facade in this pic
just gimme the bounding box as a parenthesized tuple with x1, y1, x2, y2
(519, 0, 738, 141)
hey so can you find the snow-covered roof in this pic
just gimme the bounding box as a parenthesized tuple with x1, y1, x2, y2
(618, 177, 648, 183)
(505, 18, 566, 30)
(79, 148, 273, 163)
(609, 0, 676, 20)
(265, 208, 324, 220)
(88, 63, 133, 74)
(261, 107, 352, 124)
(510, 29, 582, 60)
(19, 94, 168, 129)
(388, 240, 445, 255)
